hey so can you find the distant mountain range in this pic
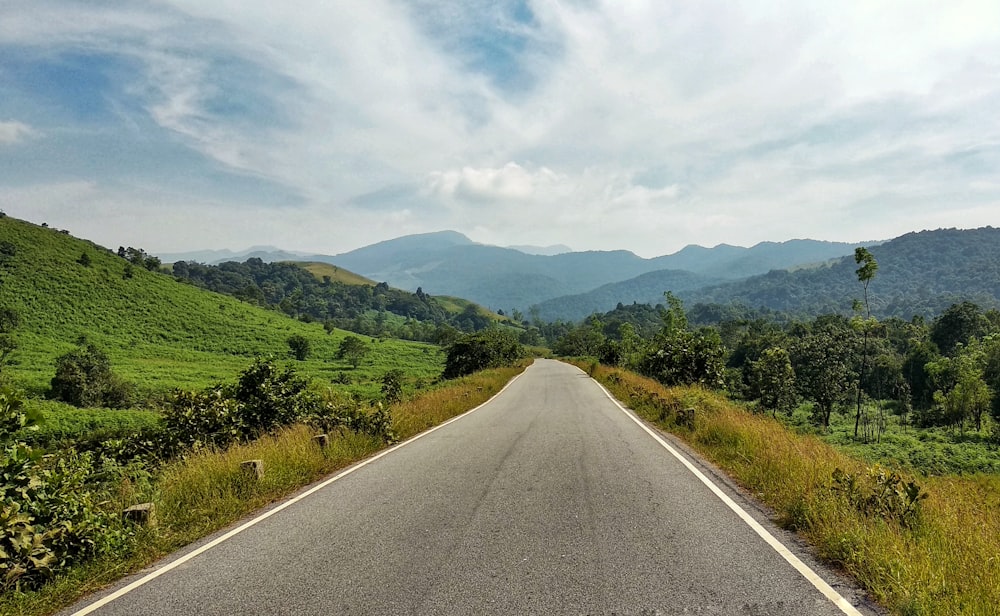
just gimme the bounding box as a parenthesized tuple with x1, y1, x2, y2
(159, 226, 1000, 321)
(158, 245, 310, 265)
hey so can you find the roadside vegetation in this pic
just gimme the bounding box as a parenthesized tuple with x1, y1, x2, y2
(0, 216, 529, 614)
(584, 365, 999, 615)
(555, 248, 1000, 614)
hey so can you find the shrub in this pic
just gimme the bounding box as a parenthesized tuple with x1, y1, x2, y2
(165, 359, 318, 448)
(638, 328, 725, 388)
(381, 370, 404, 404)
(50, 344, 133, 408)
(1, 389, 132, 591)
(287, 334, 310, 361)
(442, 329, 523, 379)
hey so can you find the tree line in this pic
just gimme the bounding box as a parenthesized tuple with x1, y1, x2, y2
(555, 267, 1000, 442)
(170, 258, 495, 341)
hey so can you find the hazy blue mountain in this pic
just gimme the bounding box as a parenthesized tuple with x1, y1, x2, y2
(534, 269, 723, 322)
(677, 227, 1000, 319)
(323, 237, 652, 309)
(157, 245, 309, 264)
(319, 231, 863, 310)
(507, 244, 573, 256)
(647, 239, 866, 279)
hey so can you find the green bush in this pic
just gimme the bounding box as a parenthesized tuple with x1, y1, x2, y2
(638, 328, 725, 388)
(164, 358, 398, 450)
(1, 389, 133, 591)
(164, 359, 314, 448)
(49, 344, 132, 408)
(442, 329, 523, 379)
(287, 334, 310, 361)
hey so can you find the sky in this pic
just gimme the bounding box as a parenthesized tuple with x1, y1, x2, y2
(1, 0, 999, 258)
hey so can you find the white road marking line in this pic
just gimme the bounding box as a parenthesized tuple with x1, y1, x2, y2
(70, 370, 527, 616)
(590, 376, 865, 616)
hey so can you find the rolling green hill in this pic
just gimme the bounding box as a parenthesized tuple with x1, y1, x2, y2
(0, 216, 443, 398)
(298, 261, 376, 286)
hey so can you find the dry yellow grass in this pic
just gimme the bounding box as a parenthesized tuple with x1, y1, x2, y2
(587, 363, 1000, 616)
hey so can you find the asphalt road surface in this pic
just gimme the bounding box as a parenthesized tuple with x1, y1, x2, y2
(67, 359, 878, 615)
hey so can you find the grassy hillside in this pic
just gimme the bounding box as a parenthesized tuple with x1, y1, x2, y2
(433, 295, 506, 319)
(297, 261, 376, 286)
(0, 216, 442, 398)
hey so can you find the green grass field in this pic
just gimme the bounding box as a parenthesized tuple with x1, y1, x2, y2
(779, 402, 1000, 475)
(0, 216, 444, 400)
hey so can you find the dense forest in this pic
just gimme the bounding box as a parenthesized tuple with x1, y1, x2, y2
(555, 290, 1000, 443)
(170, 258, 497, 341)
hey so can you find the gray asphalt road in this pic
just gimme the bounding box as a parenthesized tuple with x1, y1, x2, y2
(68, 359, 877, 615)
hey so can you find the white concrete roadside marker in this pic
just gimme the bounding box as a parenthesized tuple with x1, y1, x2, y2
(69, 369, 529, 616)
(591, 377, 865, 616)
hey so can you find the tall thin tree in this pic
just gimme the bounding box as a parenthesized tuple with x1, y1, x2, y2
(853, 247, 878, 438)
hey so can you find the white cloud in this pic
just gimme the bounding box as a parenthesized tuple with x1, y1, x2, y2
(0, 121, 35, 144)
(1, 1, 999, 257)
(426, 162, 563, 202)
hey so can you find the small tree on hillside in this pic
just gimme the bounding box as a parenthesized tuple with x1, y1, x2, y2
(50, 343, 132, 408)
(287, 334, 311, 361)
(337, 335, 370, 368)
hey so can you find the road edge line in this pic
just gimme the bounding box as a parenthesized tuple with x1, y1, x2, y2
(69, 368, 529, 616)
(590, 377, 865, 616)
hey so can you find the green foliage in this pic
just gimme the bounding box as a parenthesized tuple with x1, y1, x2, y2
(118, 246, 160, 272)
(286, 334, 310, 361)
(1, 389, 133, 592)
(552, 322, 605, 357)
(0, 215, 443, 397)
(49, 344, 132, 409)
(789, 317, 858, 428)
(163, 358, 399, 451)
(171, 258, 504, 342)
(930, 301, 989, 356)
(336, 335, 369, 368)
(163, 387, 245, 450)
(683, 227, 1000, 319)
(0, 387, 42, 438)
(930, 351, 992, 431)
(638, 327, 726, 388)
(831, 465, 926, 528)
(636, 296, 724, 388)
(380, 370, 404, 404)
(76, 252, 91, 268)
(748, 347, 797, 415)
(0, 308, 18, 379)
(442, 329, 524, 379)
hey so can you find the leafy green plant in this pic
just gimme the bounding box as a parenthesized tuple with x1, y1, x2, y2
(1, 389, 132, 592)
(831, 465, 927, 528)
(380, 370, 404, 404)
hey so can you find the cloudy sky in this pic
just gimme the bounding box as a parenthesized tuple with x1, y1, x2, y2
(1, 1, 999, 257)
